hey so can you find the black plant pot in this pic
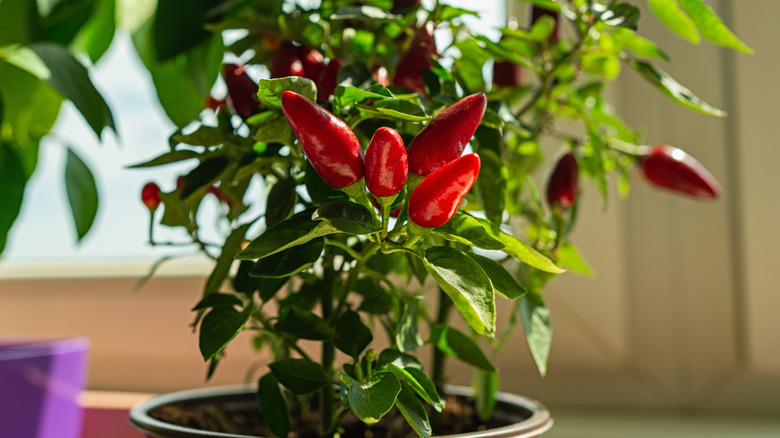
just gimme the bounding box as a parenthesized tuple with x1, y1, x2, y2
(129, 384, 553, 438)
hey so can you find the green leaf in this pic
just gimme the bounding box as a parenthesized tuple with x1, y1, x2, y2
(340, 371, 401, 424)
(423, 246, 496, 337)
(180, 157, 228, 199)
(265, 178, 298, 227)
(471, 216, 565, 274)
(153, 0, 220, 61)
(473, 369, 498, 422)
(355, 278, 394, 314)
(192, 293, 243, 310)
(377, 348, 423, 370)
(270, 358, 331, 395)
(0, 144, 26, 254)
(475, 148, 507, 224)
(199, 304, 252, 361)
(385, 364, 444, 412)
(356, 102, 430, 122)
(74, 0, 116, 63)
(313, 200, 381, 234)
(204, 223, 250, 295)
(518, 293, 552, 377)
(678, 0, 753, 53)
(395, 385, 432, 438)
(396, 299, 423, 353)
(64, 148, 98, 241)
(26, 43, 115, 138)
(233, 260, 289, 300)
(172, 124, 243, 147)
(556, 242, 596, 277)
(335, 310, 373, 359)
(628, 58, 725, 116)
(253, 114, 293, 145)
(429, 324, 495, 372)
(257, 373, 290, 438)
(159, 190, 191, 230)
(334, 85, 393, 109)
(237, 209, 336, 260)
(439, 4, 479, 21)
(257, 76, 317, 108)
(275, 306, 335, 341)
(128, 150, 200, 168)
(600, 3, 640, 30)
(648, 0, 700, 44)
(432, 214, 504, 250)
(466, 253, 526, 300)
(613, 29, 669, 60)
(250, 237, 324, 278)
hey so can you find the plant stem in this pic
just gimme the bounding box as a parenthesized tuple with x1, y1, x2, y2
(320, 249, 337, 436)
(431, 286, 453, 391)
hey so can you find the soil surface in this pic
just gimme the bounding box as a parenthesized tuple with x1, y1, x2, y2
(150, 393, 529, 437)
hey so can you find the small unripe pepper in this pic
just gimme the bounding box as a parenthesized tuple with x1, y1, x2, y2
(531, 6, 561, 44)
(269, 41, 304, 78)
(546, 151, 578, 209)
(223, 64, 259, 119)
(281, 91, 364, 189)
(408, 153, 481, 228)
(392, 21, 437, 94)
(639, 145, 721, 200)
(141, 182, 161, 213)
(365, 127, 408, 197)
(406, 93, 487, 177)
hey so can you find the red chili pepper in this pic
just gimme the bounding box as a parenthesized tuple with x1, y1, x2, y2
(205, 95, 226, 111)
(372, 65, 389, 86)
(316, 58, 343, 101)
(392, 21, 437, 94)
(141, 182, 161, 213)
(406, 93, 487, 177)
(493, 60, 524, 88)
(223, 64, 259, 119)
(208, 185, 234, 208)
(281, 91, 364, 189)
(531, 6, 561, 44)
(269, 41, 304, 79)
(639, 145, 721, 200)
(365, 127, 408, 198)
(408, 153, 481, 228)
(546, 151, 578, 209)
(298, 46, 326, 82)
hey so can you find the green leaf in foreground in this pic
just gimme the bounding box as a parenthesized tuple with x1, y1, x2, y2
(423, 246, 496, 337)
(257, 373, 289, 438)
(395, 385, 432, 438)
(199, 305, 252, 361)
(648, 0, 700, 44)
(236, 209, 334, 260)
(429, 324, 495, 372)
(466, 253, 527, 299)
(0, 145, 27, 254)
(257, 76, 317, 107)
(517, 293, 552, 377)
(270, 358, 330, 394)
(678, 0, 753, 53)
(340, 371, 401, 424)
(64, 148, 98, 241)
(628, 58, 726, 117)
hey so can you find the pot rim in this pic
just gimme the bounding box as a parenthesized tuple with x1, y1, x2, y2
(129, 384, 552, 438)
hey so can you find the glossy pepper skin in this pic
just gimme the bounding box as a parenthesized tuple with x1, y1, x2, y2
(298, 46, 325, 81)
(546, 151, 578, 209)
(392, 21, 437, 94)
(640, 145, 721, 200)
(316, 58, 343, 101)
(281, 91, 364, 188)
(408, 153, 481, 228)
(269, 41, 304, 78)
(365, 127, 408, 197)
(223, 64, 259, 119)
(141, 182, 161, 212)
(406, 93, 487, 177)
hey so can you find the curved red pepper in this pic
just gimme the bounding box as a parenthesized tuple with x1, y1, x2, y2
(531, 6, 561, 44)
(493, 60, 524, 88)
(281, 91, 364, 189)
(406, 93, 487, 177)
(298, 46, 325, 82)
(546, 151, 578, 209)
(316, 58, 343, 101)
(365, 127, 408, 198)
(141, 182, 161, 212)
(392, 21, 437, 94)
(640, 145, 721, 200)
(269, 41, 304, 78)
(408, 153, 481, 228)
(223, 64, 259, 119)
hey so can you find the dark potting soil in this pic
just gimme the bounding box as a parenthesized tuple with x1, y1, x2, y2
(150, 393, 529, 437)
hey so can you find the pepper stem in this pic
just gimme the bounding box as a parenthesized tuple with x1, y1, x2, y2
(341, 179, 379, 225)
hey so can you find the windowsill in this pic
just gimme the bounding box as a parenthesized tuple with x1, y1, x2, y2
(0, 255, 211, 280)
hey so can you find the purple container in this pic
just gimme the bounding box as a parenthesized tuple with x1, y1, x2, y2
(0, 337, 90, 438)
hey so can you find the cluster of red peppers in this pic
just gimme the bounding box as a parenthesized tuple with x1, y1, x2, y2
(270, 41, 342, 102)
(280, 90, 486, 238)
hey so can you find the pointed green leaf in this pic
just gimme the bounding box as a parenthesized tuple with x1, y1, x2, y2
(474, 216, 564, 274)
(377, 349, 423, 370)
(475, 148, 507, 225)
(466, 253, 527, 299)
(395, 385, 432, 438)
(678, 0, 752, 53)
(432, 214, 504, 250)
(628, 58, 725, 116)
(204, 223, 251, 294)
(429, 324, 495, 372)
(257, 373, 290, 438)
(237, 209, 336, 260)
(518, 293, 552, 377)
(257, 76, 317, 108)
(313, 200, 381, 234)
(385, 364, 444, 412)
(556, 242, 596, 277)
(180, 157, 229, 199)
(249, 237, 324, 278)
(275, 307, 335, 341)
(423, 246, 496, 337)
(128, 150, 200, 168)
(64, 148, 98, 241)
(199, 304, 252, 361)
(192, 293, 243, 310)
(396, 299, 424, 353)
(473, 369, 498, 422)
(0, 144, 26, 254)
(648, 0, 700, 44)
(335, 310, 373, 359)
(270, 358, 331, 395)
(339, 371, 401, 424)
(600, 3, 640, 30)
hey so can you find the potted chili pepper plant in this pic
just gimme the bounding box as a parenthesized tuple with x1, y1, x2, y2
(120, 0, 747, 437)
